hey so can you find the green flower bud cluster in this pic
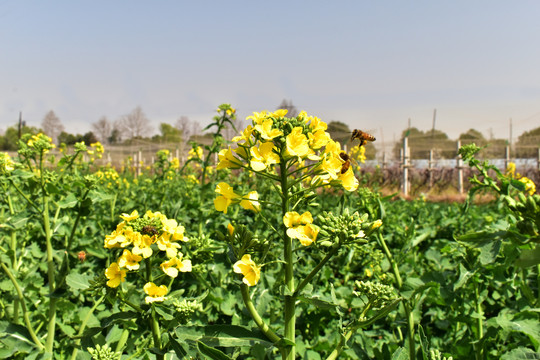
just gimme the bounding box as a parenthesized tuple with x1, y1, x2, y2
(129, 216, 164, 236)
(502, 193, 540, 237)
(429, 349, 453, 360)
(87, 344, 121, 360)
(172, 298, 203, 324)
(354, 280, 397, 309)
(317, 209, 379, 245)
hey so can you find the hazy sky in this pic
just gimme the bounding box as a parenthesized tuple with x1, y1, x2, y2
(1, 1, 540, 147)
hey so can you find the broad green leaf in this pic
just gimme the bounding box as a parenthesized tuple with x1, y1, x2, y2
(65, 272, 93, 290)
(516, 246, 540, 268)
(500, 347, 540, 360)
(391, 347, 409, 360)
(458, 231, 504, 265)
(297, 296, 339, 310)
(495, 316, 540, 346)
(57, 193, 78, 209)
(197, 341, 232, 360)
(175, 325, 273, 348)
(454, 264, 474, 290)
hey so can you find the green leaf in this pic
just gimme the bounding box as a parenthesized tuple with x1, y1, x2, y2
(516, 246, 540, 268)
(65, 272, 93, 290)
(454, 264, 474, 290)
(297, 296, 339, 310)
(197, 341, 232, 360)
(391, 347, 409, 360)
(458, 230, 504, 265)
(175, 325, 273, 348)
(169, 337, 188, 358)
(500, 347, 540, 360)
(495, 315, 540, 346)
(57, 193, 78, 209)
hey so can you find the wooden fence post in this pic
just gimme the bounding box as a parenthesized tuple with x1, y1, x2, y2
(457, 140, 464, 195)
(402, 137, 409, 196)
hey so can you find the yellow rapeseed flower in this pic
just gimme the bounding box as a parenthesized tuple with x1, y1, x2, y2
(120, 210, 139, 222)
(217, 147, 242, 170)
(105, 263, 127, 288)
(240, 191, 261, 212)
(160, 253, 192, 278)
(250, 142, 280, 171)
(519, 177, 536, 196)
(233, 254, 261, 286)
(143, 282, 168, 303)
(214, 182, 241, 214)
(254, 118, 283, 141)
(338, 166, 359, 192)
(117, 249, 143, 270)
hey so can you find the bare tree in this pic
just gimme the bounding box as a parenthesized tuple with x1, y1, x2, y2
(41, 110, 64, 145)
(175, 116, 193, 141)
(91, 116, 112, 144)
(117, 106, 152, 139)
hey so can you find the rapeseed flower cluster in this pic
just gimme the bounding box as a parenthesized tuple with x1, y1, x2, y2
(215, 109, 359, 214)
(506, 162, 537, 195)
(0, 152, 15, 174)
(104, 210, 191, 303)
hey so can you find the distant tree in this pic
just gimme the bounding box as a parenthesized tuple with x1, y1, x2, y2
(277, 99, 298, 118)
(459, 128, 486, 144)
(91, 116, 113, 144)
(41, 110, 64, 145)
(327, 121, 351, 145)
(108, 127, 121, 144)
(58, 131, 98, 146)
(393, 127, 455, 159)
(117, 106, 152, 139)
(157, 123, 183, 143)
(515, 126, 540, 158)
(0, 123, 41, 150)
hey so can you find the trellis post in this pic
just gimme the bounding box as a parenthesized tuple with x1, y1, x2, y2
(402, 137, 410, 196)
(457, 140, 464, 194)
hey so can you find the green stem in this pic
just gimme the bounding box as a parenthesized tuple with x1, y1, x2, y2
(293, 244, 340, 297)
(150, 306, 163, 359)
(240, 285, 281, 343)
(69, 294, 106, 360)
(280, 161, 295, 360)
(376, 232, 414, 358)
(326, 331, 354, 360)
(474, 281, 484, 360)
(0, 260, 45, 351)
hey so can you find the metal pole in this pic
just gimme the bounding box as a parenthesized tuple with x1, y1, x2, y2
(504, 146, 510, 171)
(429, 149, 434, 189)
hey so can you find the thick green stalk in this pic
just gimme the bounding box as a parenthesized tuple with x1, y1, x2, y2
(40, 152, 57, 354)
(240, 285, 281, 343)
(0, 260, 44, 351)
(280, 161, 295, 360)
(6, 194, 20, 323)
(145, 258, 164, 360)
(294, 244, 340, 297)
(474, 282, 484, 360)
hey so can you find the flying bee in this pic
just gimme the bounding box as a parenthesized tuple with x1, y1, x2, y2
(141, 225, 159, 237)
(351, 129, 376, 147)
(339, 151, 351, 174)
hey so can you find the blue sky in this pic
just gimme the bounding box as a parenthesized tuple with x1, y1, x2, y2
(1, 1, 540, 148)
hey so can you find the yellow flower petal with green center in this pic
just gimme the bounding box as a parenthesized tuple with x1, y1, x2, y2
(284, 127, 315, 160)
(254, 119, 283, 140)
(519, 177, 536, 195)
(308, 116, 327, 132)
(232, 125, 254, 143)
(287, 223, 319, 246)
(117, 249, 142, 270)
(157, 233, 181, 258)
(120, 210, 139, 222)
(240, 191, 261, 212)
(160, 254, 192, 278)
(132, 234, 154, 258)
(105, 262, 127, 288)
(217, 147, 243, 170)
(271, 109, 288, 118)
(246, 111, 269, 126)
(250, 142, 280, 171)
(233, 254, 261, 286)
(143, 282, 168, 303)
(308, 130, 330, 150)
(283, 211, 313, 228)
(214, 182, 241, 214)
(338, 167, 359, 192)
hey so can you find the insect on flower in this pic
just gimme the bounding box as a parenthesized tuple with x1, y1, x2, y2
(141, 225, 159, 237)
(78, 250, 87, 263)
(339, 152, 351, 174)
(351, 129, 376, 147)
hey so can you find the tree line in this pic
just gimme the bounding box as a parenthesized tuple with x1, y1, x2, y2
(1, 102, 539, 160)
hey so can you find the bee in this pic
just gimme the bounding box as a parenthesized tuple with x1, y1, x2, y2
(141, 225, 159, 237)
(339, 152, 351, 174)
(351, 129, 376, 147)
(77, 250, 87, 263)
